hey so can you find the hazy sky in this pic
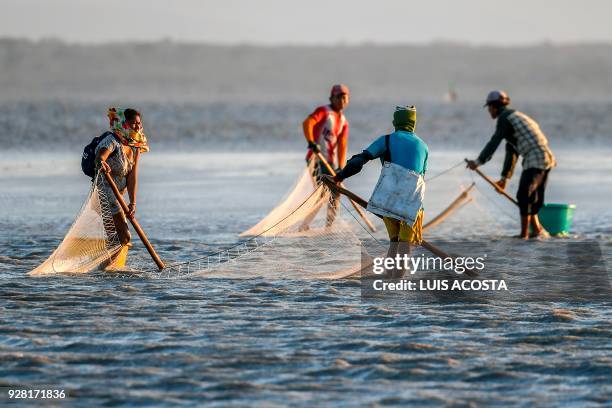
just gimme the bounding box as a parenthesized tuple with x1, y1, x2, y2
(2, 0, 611, 45)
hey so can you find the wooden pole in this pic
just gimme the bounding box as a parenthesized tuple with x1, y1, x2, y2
(314, 152, 377, 232)
(321, 176, 477, 276)
(423, 183, 475, 231)
(464, 159, 519, 206)
(102, 171, 165, 270)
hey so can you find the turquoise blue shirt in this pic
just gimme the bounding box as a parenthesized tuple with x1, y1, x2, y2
(365, 130, 428, 175)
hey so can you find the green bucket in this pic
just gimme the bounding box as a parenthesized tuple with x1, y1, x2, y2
(538, 203, 576, 236)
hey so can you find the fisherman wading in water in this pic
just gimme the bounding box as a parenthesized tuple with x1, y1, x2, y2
(330, 106, 428, 278)
(466, 91, 556, 240)
(96, 108, 149, 267)
(301, 84, 350, 229)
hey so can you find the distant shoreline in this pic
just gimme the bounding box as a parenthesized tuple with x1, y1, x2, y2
(1, 39, 611, 103)
(2, 37, 612, 48)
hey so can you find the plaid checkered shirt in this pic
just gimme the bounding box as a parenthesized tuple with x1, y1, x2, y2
(477, 108, 556, 179)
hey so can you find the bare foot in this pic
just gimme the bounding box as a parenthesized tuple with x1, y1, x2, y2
(512, 234, 530, 240)
(529, 229, 551, 240)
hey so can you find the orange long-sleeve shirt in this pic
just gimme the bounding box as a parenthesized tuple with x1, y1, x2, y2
(303, 105, 349, 168)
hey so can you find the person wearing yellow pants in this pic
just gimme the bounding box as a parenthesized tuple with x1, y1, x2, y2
(332, 106, 428, 278)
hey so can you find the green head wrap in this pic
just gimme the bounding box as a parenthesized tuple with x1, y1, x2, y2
(393, 105, 417, 132)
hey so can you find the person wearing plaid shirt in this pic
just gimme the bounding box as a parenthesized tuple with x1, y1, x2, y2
(466, 90, 556, 240)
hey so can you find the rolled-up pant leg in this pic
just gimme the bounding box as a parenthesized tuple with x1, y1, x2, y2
(314, 161, 340, 226)
(517, 169, 550, 216)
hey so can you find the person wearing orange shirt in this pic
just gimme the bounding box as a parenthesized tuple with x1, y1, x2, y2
(302, 84, 350, 228)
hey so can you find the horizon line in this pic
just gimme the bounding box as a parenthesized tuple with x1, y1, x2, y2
(1, 36, 611, 49)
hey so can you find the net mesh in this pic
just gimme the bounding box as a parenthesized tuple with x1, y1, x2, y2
(240, 160, 320, 238)
(29, 174, 122, 275)
(29, 161, 478, 279)
(160, 160, 367, 279)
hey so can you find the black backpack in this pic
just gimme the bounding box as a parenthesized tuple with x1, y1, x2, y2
(81, 131, 117, 180)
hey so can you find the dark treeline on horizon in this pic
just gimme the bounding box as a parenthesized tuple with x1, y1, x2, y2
(1, 38, 611, 102)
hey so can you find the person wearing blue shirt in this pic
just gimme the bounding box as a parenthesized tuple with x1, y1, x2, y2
(364, 127, 428, 175)
(332, 106, 428, 278)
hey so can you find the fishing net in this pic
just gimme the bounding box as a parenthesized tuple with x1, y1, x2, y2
(158, 161, 477, 279)
(29, 160, 478, 279)
(28, 162, 369, 278)
(240, 160, 320, 237)
(29, 174, 123, 275)
(186, 187, 365, 279)
(162, 159, 369, 279)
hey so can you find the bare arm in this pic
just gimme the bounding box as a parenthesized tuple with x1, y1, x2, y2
(96, 148, 112, 174)
(126, 149, 140, 217)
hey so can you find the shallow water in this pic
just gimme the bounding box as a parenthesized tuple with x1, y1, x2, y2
(1, 145, 611, 405)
